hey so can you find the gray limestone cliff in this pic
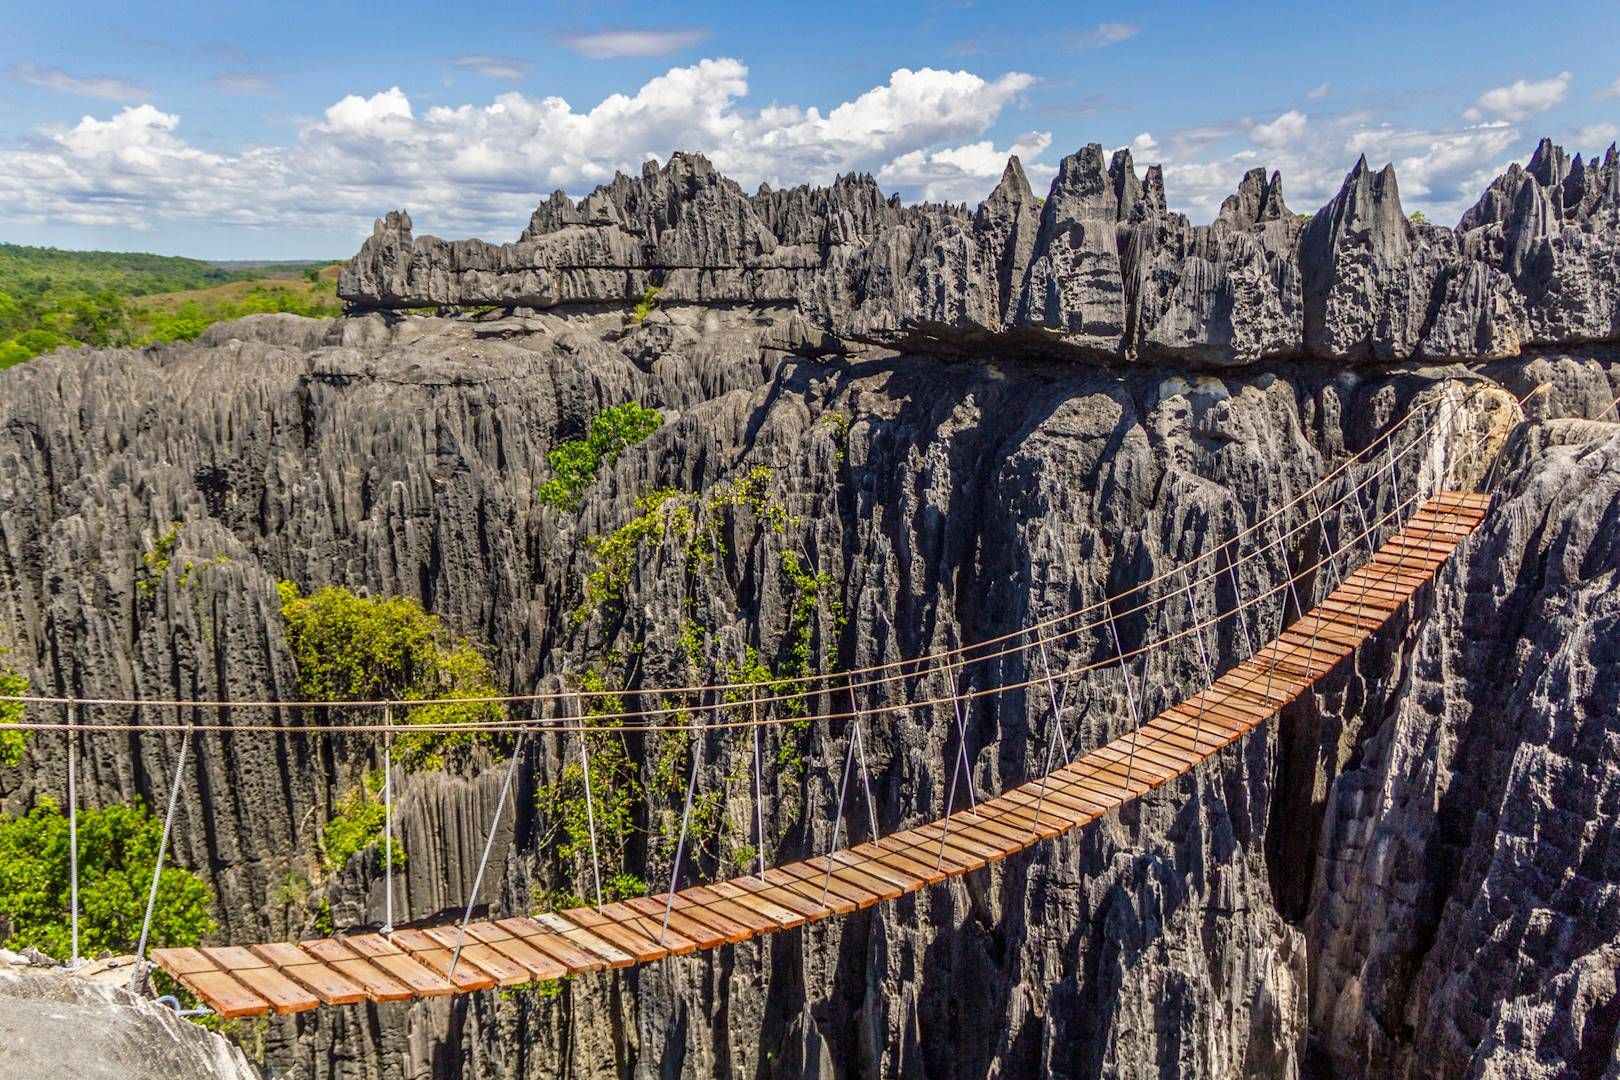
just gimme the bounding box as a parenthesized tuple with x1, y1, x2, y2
(340, 138, 1620, 368)
(1, 137, 1618, 1080)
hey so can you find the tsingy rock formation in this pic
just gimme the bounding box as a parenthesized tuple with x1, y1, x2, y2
(340, 138, 1620, 367)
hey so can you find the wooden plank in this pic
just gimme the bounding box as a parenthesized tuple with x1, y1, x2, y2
(367, 953, 458, 997)
(1000, 782, 1106, 824)
(177, 970, 270, 1019)
(827, 850, 920, 895)
(451, 943, 533, 988)
(338, 933, 402, 959)
(711, 878, 815, 927)
(620, 896, 735, 948)
(151, 946, 217, 976)
(279, 963, 369, 1006)
(1039, 780, 1117, 819)
(249, 942, 315, 969)
(731, 873, 834, 921)
(384, 928, 497, 991)
(849, 840, 950, 887)
(959, 807, 1052, 847)
(528, 913, 635, 971)
(664, 894, 760, 944)
(583, 902, 704, 958)
(682, 884, 790, 935)
(327, 958, 415, 1003)
(558, 908, 680, 963)
(1144, 717, 1228, 759)
(499, 917, 612, 973)
(233, 965, 323, 1013)
(201, 945, 268, 971)
(296, 938, 359, 964)
(768, 864, 865, 914)
(875, 832, 976, 877)
(531, 912, 639, 969)
(768, 873, 855, 917)
(794, 857, 899, 906)
(908, 819, 1006, 862)
(475, 934, 570, 981)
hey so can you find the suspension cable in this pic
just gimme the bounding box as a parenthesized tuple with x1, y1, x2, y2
(0, 385, 1507, 722)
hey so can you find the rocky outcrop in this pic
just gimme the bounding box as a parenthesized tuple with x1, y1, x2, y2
(0, 964, 259, 1079)
(2, 286, 1617, 1076)
(340, 138, 1620, 368)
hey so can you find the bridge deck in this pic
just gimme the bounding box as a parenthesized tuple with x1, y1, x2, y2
(154, 492, 1491, 1016)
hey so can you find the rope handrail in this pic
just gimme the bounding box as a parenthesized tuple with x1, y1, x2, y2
(0, 381, 1508, 718)
(0, 479, 1473, 737)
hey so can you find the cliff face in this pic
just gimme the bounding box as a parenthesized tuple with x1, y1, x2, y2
(0, 277, 1615, 1078)
(5, 129, 1620, 1077)
(340, 138, 1620, 368)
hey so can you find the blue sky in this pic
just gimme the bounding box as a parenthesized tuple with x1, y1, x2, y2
(2, 0, 1616, 259)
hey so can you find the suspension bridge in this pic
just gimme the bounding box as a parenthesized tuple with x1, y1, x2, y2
(0, 385, 1520, 1020)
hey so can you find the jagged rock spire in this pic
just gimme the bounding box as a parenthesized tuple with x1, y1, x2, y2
(339, 137, 1620, 367)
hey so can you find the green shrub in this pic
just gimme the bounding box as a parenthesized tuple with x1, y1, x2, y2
(537, 670, 645, 901)
(0, 661, 25, 767)
(629, 285, 662, 324)
(322, 771, 406, 874)
(0, 797, 215, 960)
(538, 402, 664, 512)
(276, 582, 503, 770)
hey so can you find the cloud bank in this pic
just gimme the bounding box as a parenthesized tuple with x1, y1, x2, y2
(0, 58, 1598, 247)
(0, 59, 1041, 238)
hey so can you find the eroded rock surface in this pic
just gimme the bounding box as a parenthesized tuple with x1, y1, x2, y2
(0, 966, 258, 1080)
(0, 293, 1616, 1077)
(340, 138, 1620, 368)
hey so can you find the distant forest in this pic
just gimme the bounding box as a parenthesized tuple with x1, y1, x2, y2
(0, 243, 343, 370)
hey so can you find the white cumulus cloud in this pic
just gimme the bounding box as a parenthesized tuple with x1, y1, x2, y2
(0, 59, 1045, 241)
(1594, 77, 1620, 102)
(1250, 110, 1307, 148)
(1467, 71, 1570, 122)
(878, 132, 1053, 203)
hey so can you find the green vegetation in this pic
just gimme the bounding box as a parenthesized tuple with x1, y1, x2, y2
(537, 670, 647, 903)
(538, 402, 664, 512)
(276, 582, 503, 770)
(822, 410, 852, 463)
(629, 284, 662, 324)
(0, 797, 215, 960)
(1409, 210, 1429, 225)
(548, 463, 845, 889)
(322, 771, 406, 874)
(0, 649, 26, 767)
(0, 243, 340, 371)
(571, 488, 686, 628)
(498, 977, 566, 1002)
(134, 282, 341, 346)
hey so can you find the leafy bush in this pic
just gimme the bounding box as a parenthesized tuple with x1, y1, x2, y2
(0, 797, 215, 960)
(538, 402, 664, 512)
(322, 771, 406, 874)
(0, 637, 26, 767)
(537, 670, 645, 902)
(1409, 210, 1429, 225)
(276, 582, 503, 770)
(629, 285, 662, 324)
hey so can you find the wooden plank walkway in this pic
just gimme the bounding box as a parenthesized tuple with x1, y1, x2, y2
(155, 492, 1491, 1017)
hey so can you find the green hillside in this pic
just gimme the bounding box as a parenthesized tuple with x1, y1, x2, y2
(0, 243, 344, 371)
